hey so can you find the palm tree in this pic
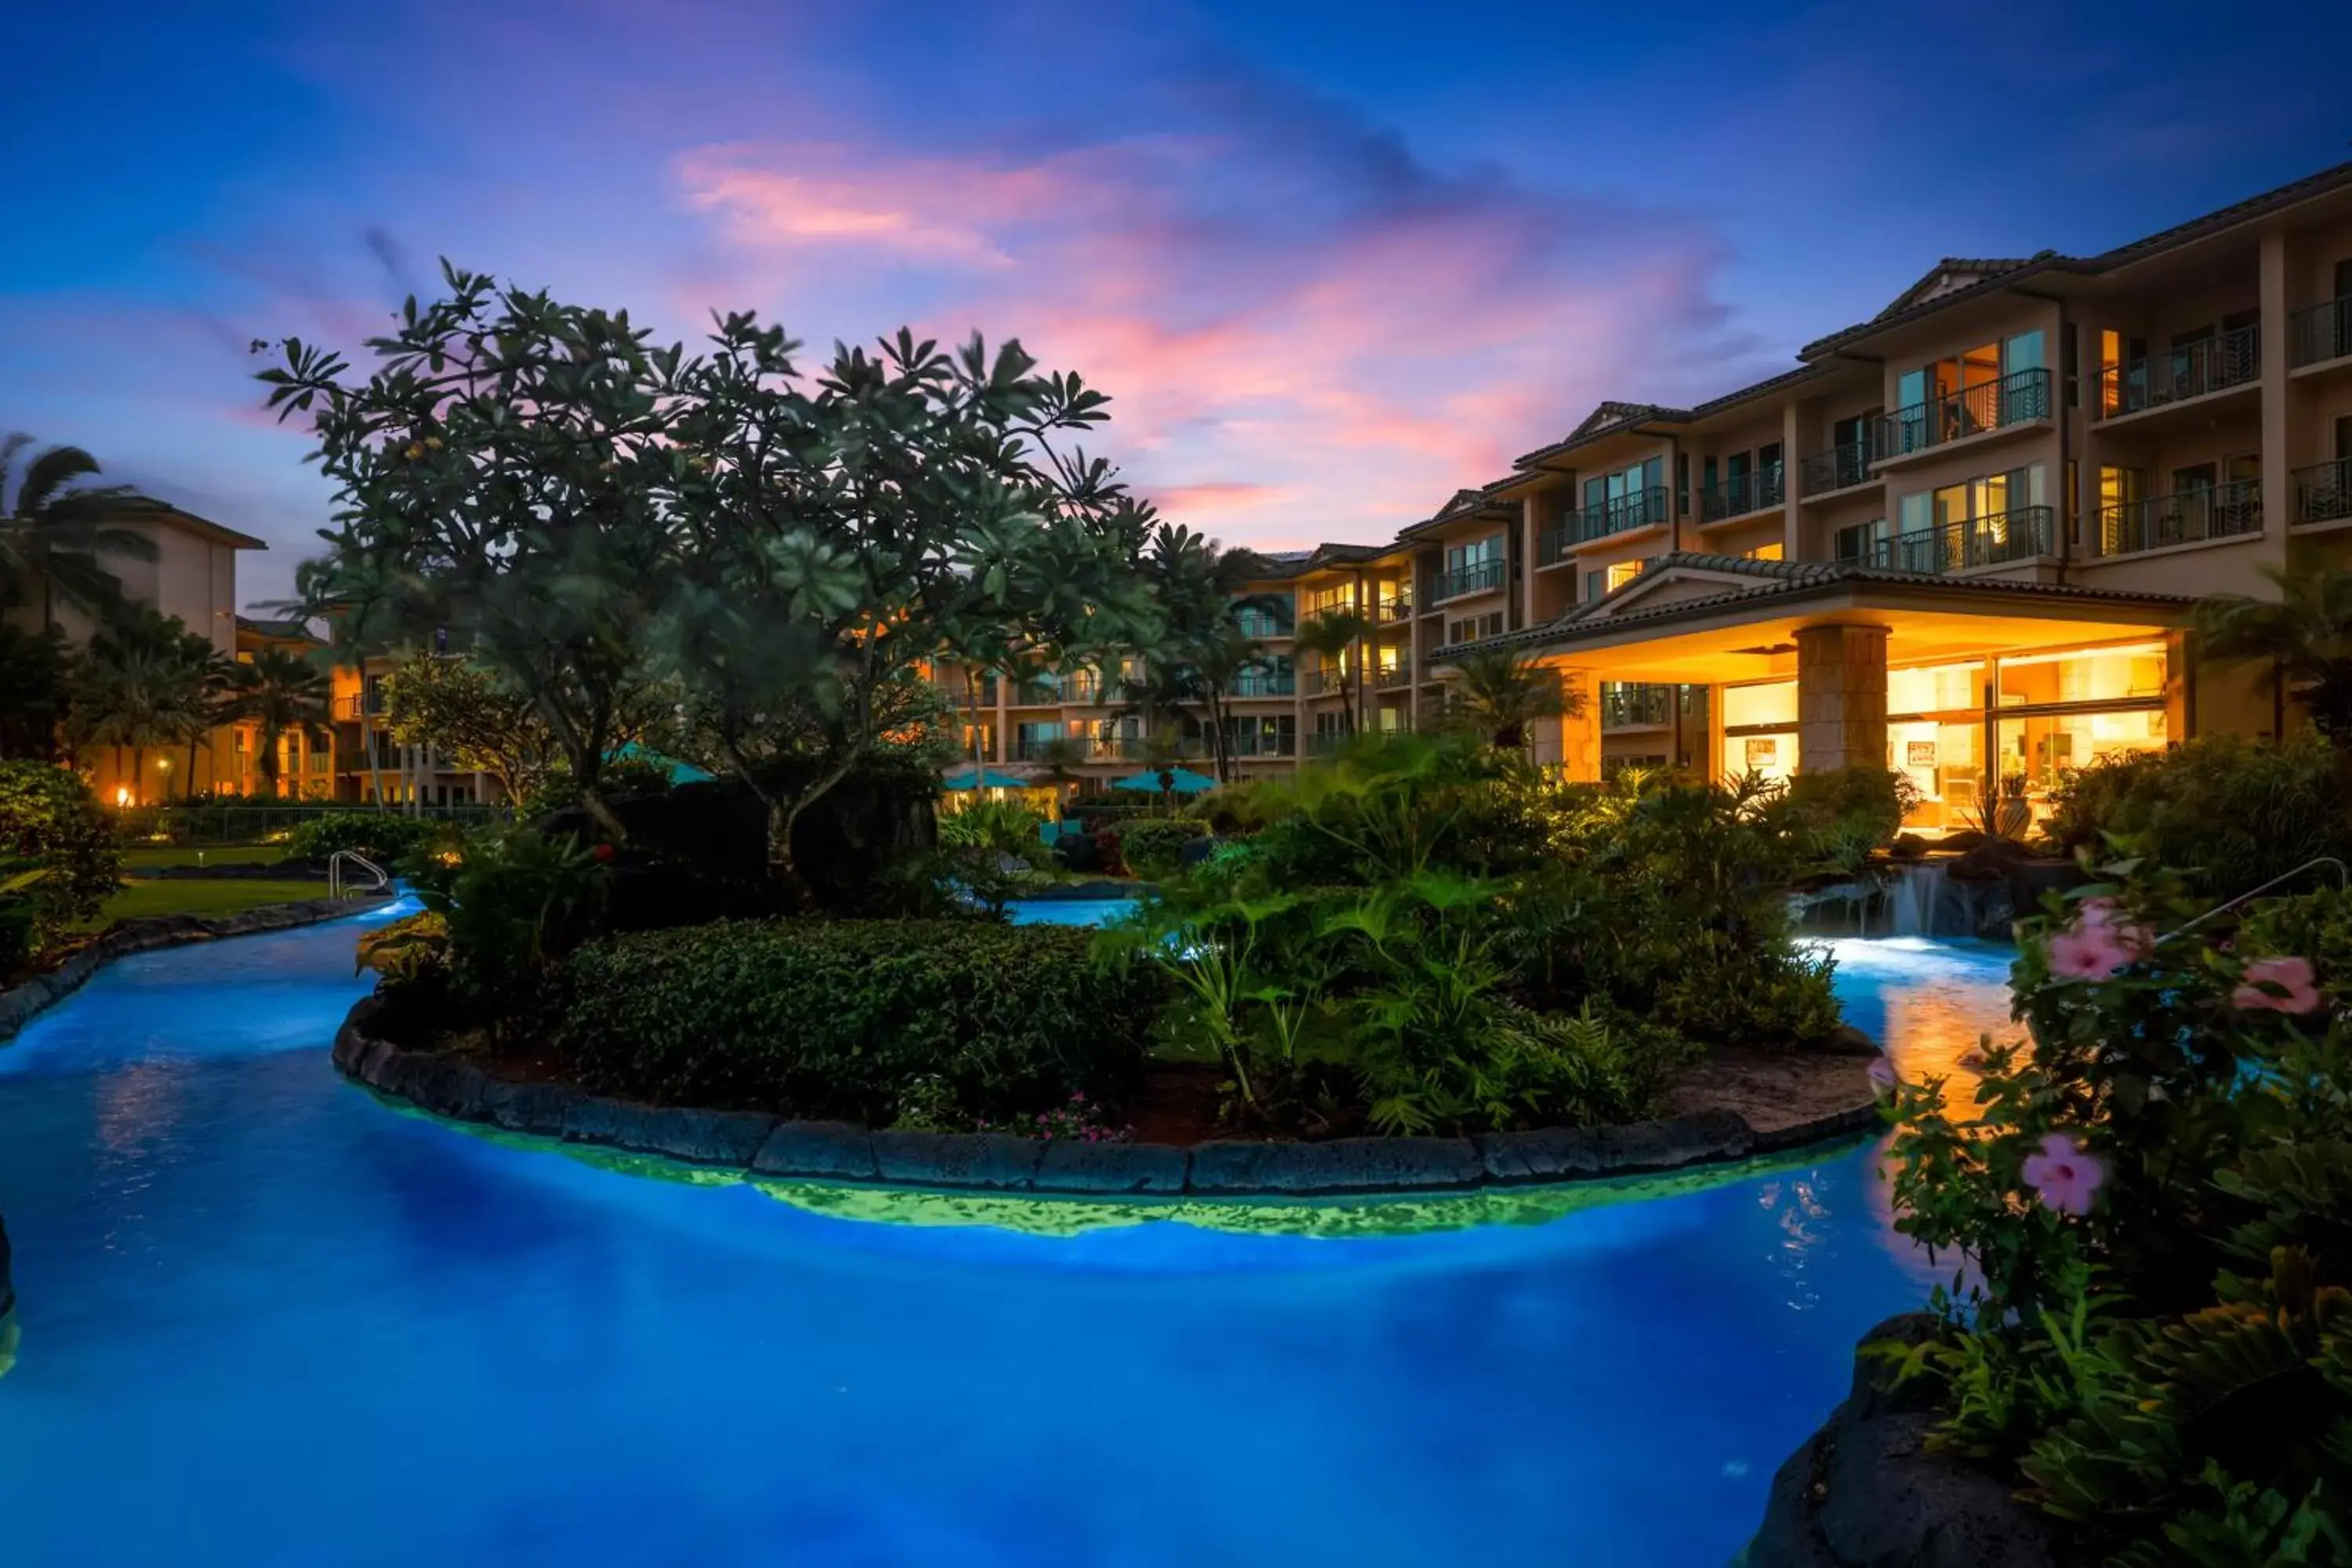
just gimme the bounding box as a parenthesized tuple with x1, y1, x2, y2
(2197, 564, 2352, 746)
(1294, 608, 1374, 735)
(1031, 734, 1089, 806)
(0, 434, 161, 630)
(227, 647, 334, 799)
(1446, 648, 1578, 753)
(67, 622, 216, 803)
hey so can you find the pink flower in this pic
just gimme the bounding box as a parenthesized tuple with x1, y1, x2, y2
(1865, 1057, 1898, 1098)
(2021, 1132, 2106, 1217)
(2234, 956, 2322, 1014)
(2047, 912, 2148, 982)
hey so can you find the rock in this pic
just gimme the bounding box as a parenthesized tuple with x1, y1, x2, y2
(1034, 1139, 1188, 1194)
(561, 1100, 776, 1168)
(1889, 833, 1931, 860)
(0, 1210, 12, 1321)
(1821, 1024, 1882, 1058)
(1746, 1314, 2083, 1568)
(869, 1130, 1042, 1190)
(1477, 1126, 1607, 1183)
(1946, 836, 2039, 882)
(1588, 1110, 1752, 1173)
(752, 1120, 880, 1182)
(474, 1079, 586, 1138)
(1185, 1137, 1484, 1195)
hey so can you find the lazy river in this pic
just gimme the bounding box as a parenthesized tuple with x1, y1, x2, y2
(0, 907, 2014, 1566)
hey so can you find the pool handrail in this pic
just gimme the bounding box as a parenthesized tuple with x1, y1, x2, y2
(328, 851, 390, 901)
(2161, 856, 2350, 945)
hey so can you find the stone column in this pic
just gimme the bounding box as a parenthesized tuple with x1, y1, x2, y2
(1544, 666, 1603, 781)
(1795, 622, 1889, 774)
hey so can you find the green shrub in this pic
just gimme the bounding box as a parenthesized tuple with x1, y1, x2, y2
(2045, 730, 2350, 898)
(394, 825, 610, 1036)
(1766, 765, 1918, 875)
(0, 760, 121, 952)
(1874, 855, 2352, 1560)
(283, 811, 447, 865)
(559, 918, 1163, 1123)
(1113, 818, 1208, 880)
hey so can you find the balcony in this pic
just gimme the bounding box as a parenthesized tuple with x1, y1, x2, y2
(1799, 437, 1882, 497)
(1698, 466, 1785, 523)
(1224, 732, 1296, 760)
(1229, 673, 1297, 699)
(1536, 486, 1672, 564)
(1374, 660, 1413, 689)
(1875, 368, 2051, 463)
(2093, 325, 2260, 420)
(1432, 559, 1507, 602)
(1600, 684, 1676, 729)
(2292, 297, 2352, 369)
(1837, 504, 2056, 573)
(1305, 732, 1349, 757)
(2296, 459, 2352, 526)
(333, 695, 373, 720)
(1373, 596, 1414, 622)
(1062, 677, 1107, 706)
(1010, 682, 1065, 706)
(2097, 480, 2262, 557)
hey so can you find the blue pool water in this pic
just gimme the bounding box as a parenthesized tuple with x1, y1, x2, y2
(0, 911, 2015, 1566)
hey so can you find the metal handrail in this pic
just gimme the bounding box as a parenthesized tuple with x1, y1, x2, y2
(2161, 857, 2350, 945)
(328, 850, 390, 901)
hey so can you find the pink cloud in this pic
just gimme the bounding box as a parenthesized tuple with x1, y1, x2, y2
(673, 110, 1762, 549)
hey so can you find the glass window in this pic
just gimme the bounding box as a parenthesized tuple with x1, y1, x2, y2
(2003, 330, 2045, 375)
(1889, 717, 1984, 831)
(1995, 641, 2167, 707)
(1887, 660, 1980, 715)
(1744, 542, 1784, 561)
(1999, 709, 2169, 815)
(1722, 680, 1797, 729)
(1721, 729, 1795, 786)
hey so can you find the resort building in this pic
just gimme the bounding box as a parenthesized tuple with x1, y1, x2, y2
(955, 158, 2352, 829)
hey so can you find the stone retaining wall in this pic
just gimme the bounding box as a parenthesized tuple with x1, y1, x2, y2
(1, 1211, 12, 1321)
(0, 896, 394, 1041)
(335, 995, 1882, 1199)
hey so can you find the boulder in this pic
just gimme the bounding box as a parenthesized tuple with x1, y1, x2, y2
(752, 1120, 880, 1183)
(1746, 1314, 2082, 1568)
(561, 1099, 777, 1168)
(869, 1130, 1043, 1190)
(1034, 1139, 1189, 1195)
(1185, 1136, 1484, 1195)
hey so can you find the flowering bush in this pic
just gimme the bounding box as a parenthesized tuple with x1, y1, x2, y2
(1877, 848, 2352, 1562)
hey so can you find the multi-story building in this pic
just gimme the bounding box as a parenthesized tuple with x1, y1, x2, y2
(954, 159, 2352, 829)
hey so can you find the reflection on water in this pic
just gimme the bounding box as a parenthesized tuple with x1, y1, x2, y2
(1821, 935, 2019, 1109)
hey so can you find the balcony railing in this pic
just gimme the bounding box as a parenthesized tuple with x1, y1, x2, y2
(1374, 596, 1414, 622)
(2094, 325, 2260, 419)
(1698, 465, 1785, 522)
(1011, 682, 1064, 706)
(1305, 732, 1349, 757)
(1600, 684, 1676, 729)
(1876, 368, 2051, 459)
(1537, 485, 1672, 562)
(1223, 732, 1296, 759)
(1229, 673, 1297, 699)
(2292, 297, 2352, 368)
(1799, 437, 1882, 495)
(1836, 504, 2056, 573)
(1432, 559, 1507, 601)
(1374, 660, 1412, 689)
(2098, 480, 2263, 556)
(2296, 458, 2352, 526)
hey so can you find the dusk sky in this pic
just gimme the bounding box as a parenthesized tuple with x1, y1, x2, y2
(9, 0, 2352, 607)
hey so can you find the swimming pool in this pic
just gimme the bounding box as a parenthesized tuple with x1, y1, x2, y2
(0, 909, 2015, 1566)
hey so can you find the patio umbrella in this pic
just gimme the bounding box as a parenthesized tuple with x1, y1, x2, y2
(1111, 767, 1217, 795)
(610, 741, 714, 785)
(941, 765, 1031, 790)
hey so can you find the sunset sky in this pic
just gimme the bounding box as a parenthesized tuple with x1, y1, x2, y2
(9, 0, 2351, 605)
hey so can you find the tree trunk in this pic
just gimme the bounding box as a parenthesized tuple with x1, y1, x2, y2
(576, 783, 630, 844)
(764, 795, 821, 913)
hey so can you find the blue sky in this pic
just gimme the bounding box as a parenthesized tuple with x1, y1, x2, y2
(7, 0, 2350, 605)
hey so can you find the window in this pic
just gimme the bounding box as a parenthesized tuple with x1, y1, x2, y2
(1233, 593, 1294, 638)
(1722, 681, 1797, 729)
(1887, 660, 1981, 716)
(1446, 612, 1504, 642)
(1583, 558, 1646, 603)
(1995, 641, 2167, 708)
(1445, 536, 1503, 572)
(1742, 542, 1784, 561)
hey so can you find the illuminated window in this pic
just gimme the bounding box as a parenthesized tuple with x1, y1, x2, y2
(1995, 641, 2166, 707)
(1886, 660, 1980, 716)
(1741, 542, 1784, 561)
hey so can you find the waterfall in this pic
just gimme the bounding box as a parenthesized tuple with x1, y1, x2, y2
(1879, 860, 1973, 938)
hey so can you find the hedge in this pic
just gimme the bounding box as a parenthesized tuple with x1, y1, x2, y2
(557, 918, 1165, 1124)
(1113, 818, 1210, 880)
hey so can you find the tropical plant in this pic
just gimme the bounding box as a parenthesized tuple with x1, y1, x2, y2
(1293, 608, 1374, 735)
(64, 608, 224, 801)
(1130, 527, 1276, 784)
(381, 823, 612, 1036)
(0, 434, 160, 628)
(376, 652, 564, 805)
(2197, 561, 2352, 751)
(1442, 647, 1576, 751)
(223, 646, 332, 798)
(1030, 734, 1089, 798)
(0, 623, 74, 761)
(0, 759, 122, 952)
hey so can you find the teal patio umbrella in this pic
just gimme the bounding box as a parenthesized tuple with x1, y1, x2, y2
(1112, 767, 1217, 795)
(942, 765, 1030, 790)
(611, 741, 713, 785)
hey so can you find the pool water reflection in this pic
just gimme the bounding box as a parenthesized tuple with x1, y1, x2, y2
(0, 912, 2016, 1566)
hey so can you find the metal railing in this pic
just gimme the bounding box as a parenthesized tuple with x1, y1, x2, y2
(1876, 368, 2051, 458)
(1432, 559, 1507, 601)
(1374, 660, 1413, 688)
(1229, 674, 1297, 699)
(2095, 325, 2261, 418)
(1222, 731, 1297, 759)
(1799, 437, 1882, 495)
(2165, 858, 2350, 946)
(2291, 296, 2352, 368)
(2296, 458, 2352, 525)
(1698, 465, 1785, 522)
(328, 851, 390, 900)
(1374, 597, 1415, 622)
(1600, 684, 1676, 728)
(2098, 480, 2262, 556)
(1011, 682, 1064, 706)
(1837, 504, 2056, 572)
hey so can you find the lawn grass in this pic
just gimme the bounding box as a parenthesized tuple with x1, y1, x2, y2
(82, 880, 334, 926)
(118, 844, 291, 869)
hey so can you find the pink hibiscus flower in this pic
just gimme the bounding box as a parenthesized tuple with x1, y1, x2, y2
(2233, 956, 2322, 1014)
(1865, 1057, 1898, 1098)
(2047, 913, 2147, 982)
(2020, 1132, 2106, 1217)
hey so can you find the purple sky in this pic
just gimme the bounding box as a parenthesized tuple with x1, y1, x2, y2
(8, 0, 2350, 606)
